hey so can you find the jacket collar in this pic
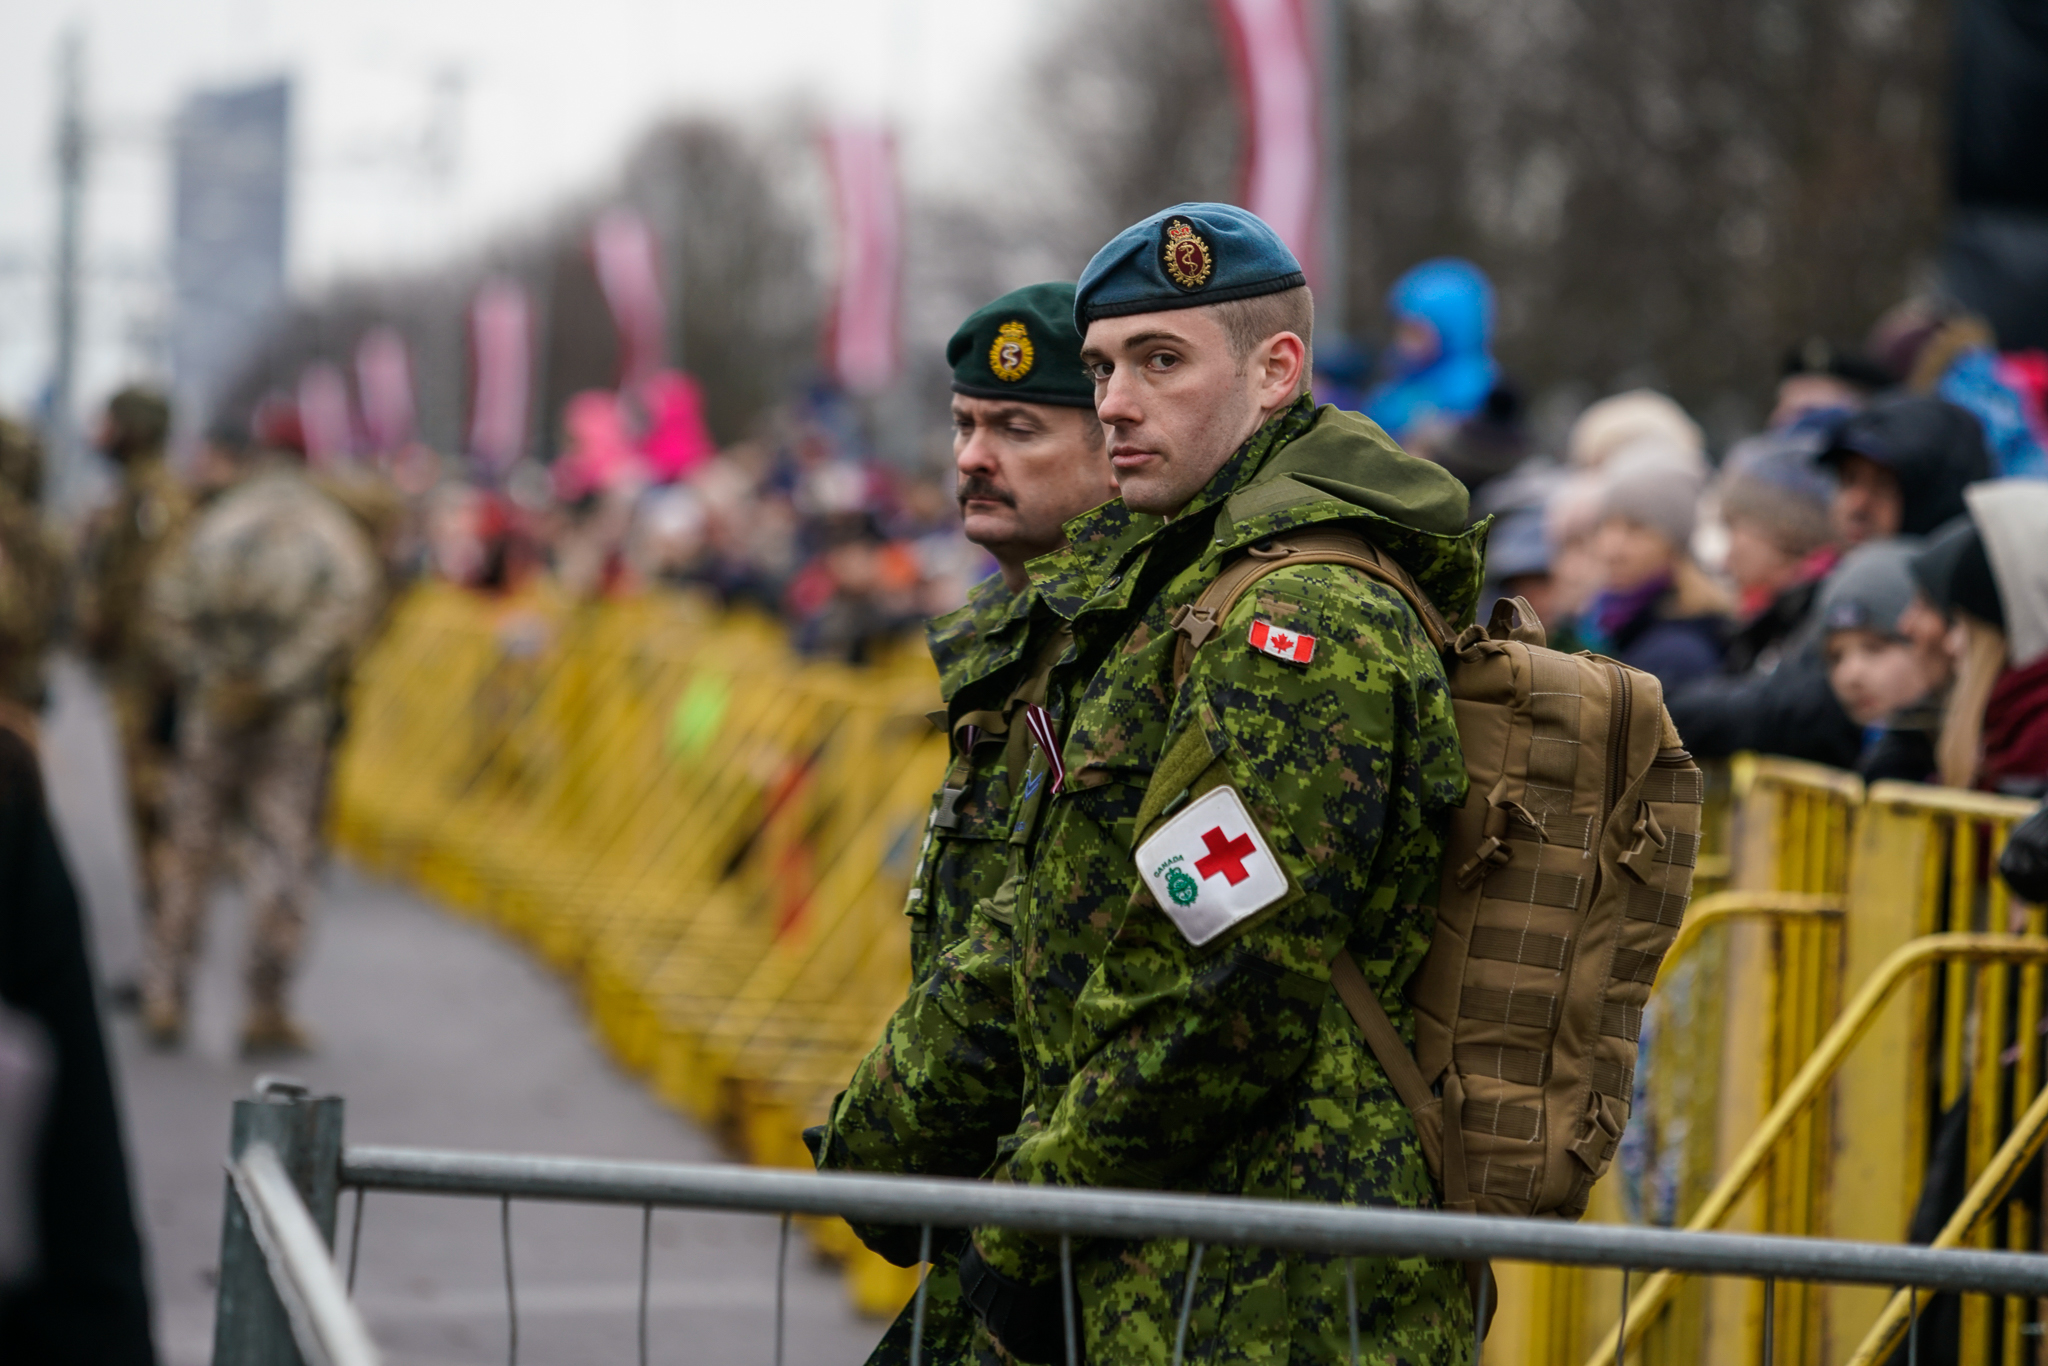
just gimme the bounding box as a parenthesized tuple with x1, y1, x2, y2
(925, 570, 1032, 704)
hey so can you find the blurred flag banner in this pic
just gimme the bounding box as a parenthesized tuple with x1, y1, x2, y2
(297, 361, 355, 466)
(1214, 0, 1322, 287)
(355, 326, 417, 455)
(823, 123, 901, 395)
(593, 208, 669, 389)
(469, 277, 533, 477)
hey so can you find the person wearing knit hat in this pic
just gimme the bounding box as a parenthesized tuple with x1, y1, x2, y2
(1565, 389, 1707, 473)
(1713, 428, 1842, 671)
(1817, 540, 1947, 782)
(1580, 443, 1729, 689)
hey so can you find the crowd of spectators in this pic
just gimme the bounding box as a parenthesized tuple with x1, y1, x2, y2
(415, 381, 991, 664)
(56, 268, 2042, 799)
(1385, 265, 2048, 799)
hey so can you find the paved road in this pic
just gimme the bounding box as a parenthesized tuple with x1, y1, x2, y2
(39, 658, 886, 1365)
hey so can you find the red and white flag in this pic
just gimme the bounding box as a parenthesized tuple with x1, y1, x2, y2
(468, 277, 532, 476)
(592, 208, 667, 389)
(297, 362, 354, 467)
(1249, 617, 1316, 664)
(355, 326, 415, 454)
(1214, 0, 1323, 286)
(823, 122, 901, 394)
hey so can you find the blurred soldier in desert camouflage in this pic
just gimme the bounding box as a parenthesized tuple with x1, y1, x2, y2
(0, 417, 65, 718)
(76, 386, 190, 928)
(141, 397, 380, 1054)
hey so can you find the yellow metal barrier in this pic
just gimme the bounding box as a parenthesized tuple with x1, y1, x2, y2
(330, 585, 942, 1313)
(334, 588, 2046, 1345)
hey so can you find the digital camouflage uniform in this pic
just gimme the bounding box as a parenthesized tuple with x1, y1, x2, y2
(963, 397, 1487, 1364)
(818, 502, 1155, 1365)
(77, 446, 192, 917)
(142, 462, 380, 1032)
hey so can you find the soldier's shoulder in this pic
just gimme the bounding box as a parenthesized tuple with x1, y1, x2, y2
(927, 571, 1023, 700)
(1226, 557, 1424, 637)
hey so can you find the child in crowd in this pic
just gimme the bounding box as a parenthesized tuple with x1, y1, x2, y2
(1578, 444, 1729, 689)
(1817, 540, 1948, 783)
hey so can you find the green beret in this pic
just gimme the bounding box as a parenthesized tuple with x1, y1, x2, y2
(946, 282, 1094, 409)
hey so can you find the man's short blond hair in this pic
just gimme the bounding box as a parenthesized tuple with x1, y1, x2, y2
(1209, 285, 1315, 395)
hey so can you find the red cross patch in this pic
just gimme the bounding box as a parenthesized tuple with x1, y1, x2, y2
(1134, 786, 1289, 945)
(1248, 618, 1315, 664)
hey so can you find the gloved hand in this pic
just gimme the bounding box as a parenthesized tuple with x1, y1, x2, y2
(2000, 805, 2048, 905)
(957, 1238, 1081, 1364)
(201, 676, 273, 730)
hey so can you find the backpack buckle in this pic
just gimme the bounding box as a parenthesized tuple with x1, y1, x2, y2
(1169, 603, 1221, 649)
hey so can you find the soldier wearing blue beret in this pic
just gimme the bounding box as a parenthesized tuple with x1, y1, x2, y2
(938, 203, 1485, 1363)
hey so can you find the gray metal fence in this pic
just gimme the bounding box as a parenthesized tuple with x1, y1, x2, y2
(217, 1079, 2048, 1366)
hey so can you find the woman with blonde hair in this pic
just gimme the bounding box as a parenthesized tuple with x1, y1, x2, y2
(1905, 481, 2048, 794)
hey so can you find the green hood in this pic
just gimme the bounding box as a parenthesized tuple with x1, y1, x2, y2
(1216, 405, 1490, 627)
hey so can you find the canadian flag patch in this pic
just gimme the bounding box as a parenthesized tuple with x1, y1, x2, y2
(1135, 787, 1290, 946)
(1248, 618, 1315, 664)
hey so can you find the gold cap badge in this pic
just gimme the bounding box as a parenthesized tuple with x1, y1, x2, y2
(1162, 217, 1214, 291)
(989, 320, 1035, 382)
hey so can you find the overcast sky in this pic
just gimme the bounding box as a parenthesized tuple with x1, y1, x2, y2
(0, 0, 1062, 414)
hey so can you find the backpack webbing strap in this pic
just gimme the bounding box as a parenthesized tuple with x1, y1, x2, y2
(1168, 528, 1452, 688)
(1331, 950, 1474, 1211)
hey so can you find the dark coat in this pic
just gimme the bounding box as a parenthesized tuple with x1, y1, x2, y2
(0, 726, 155, 1365)
(1665, 641, 1866, 769)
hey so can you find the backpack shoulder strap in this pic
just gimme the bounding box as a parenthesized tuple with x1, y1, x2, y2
(1169, 526, 1452, 687)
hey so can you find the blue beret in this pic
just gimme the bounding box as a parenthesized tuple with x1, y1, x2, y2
(1074, 202, 1305, 332)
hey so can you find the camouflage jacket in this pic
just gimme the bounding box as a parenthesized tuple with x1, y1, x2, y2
(147, 464, 380, 702)
(974, 398, 1489, 1364)
(816, 507, 1155, 1366)
(0, 490, 63, 709)
(77, 454, 191, 681)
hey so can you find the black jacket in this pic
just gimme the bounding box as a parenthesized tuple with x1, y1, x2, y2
(0, 727, 155, 1364)
(1666, 638, 1866, 769)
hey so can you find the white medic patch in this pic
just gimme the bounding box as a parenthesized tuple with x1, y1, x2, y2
(1135, 786, 1290, 946)
(1248, 618, 1315, 664)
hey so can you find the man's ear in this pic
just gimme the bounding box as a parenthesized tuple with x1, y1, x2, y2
(1255, 332, 1308, 405)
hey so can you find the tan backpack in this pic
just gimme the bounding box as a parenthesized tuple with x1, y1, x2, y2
(1170, 527, 1702, 1220)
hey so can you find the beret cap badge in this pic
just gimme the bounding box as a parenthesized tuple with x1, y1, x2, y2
(988, 320, 1035, 383)
(1161, 217, 1214, 291)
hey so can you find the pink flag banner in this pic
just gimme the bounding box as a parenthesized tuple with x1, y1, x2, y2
(355, 326, 416, 454)
(1214, 0, 1323, 287)
(468, 277, 532, 477)
(298, 362, 355, 467)
(823, 123, 902, 395)
(592, 208, 668, 389)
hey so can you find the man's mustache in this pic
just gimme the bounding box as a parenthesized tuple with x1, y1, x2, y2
(957, 477, 1015, 508)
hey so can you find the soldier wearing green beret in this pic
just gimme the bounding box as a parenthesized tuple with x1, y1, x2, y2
(811, 281, 1149, 1365)
(938, 205, 1487, 1364)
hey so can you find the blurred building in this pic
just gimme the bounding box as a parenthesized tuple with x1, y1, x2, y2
(170, 79, 290, 449)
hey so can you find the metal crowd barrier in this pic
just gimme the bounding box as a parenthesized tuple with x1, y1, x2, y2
(213, 1081, 2048, 1366)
